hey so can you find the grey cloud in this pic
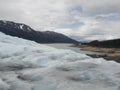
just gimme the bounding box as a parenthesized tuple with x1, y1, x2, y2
(0, 0, 120, 41)
(77, 0, 120, 14)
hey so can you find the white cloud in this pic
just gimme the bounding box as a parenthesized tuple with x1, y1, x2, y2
(0, 0, 120, 41)
(71, 0, 120, 14)
(70, 19, 120, 41)
(0, 0, 70, 29)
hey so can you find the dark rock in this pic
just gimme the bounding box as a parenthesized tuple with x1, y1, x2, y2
(86, 54, 107, 58)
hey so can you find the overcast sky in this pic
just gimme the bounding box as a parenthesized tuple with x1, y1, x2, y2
(0, 0, 120, 41)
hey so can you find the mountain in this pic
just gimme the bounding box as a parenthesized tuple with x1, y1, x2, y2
(0, 20, 78, 43)
(84, 39, 120, 48)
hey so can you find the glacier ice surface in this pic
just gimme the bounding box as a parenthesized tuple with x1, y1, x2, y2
(0, 32, 120, 90)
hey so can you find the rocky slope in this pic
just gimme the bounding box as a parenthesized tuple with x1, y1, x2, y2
(81, 46, 120, 63)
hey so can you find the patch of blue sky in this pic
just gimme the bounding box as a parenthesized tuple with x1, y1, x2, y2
(96, 14, 120, 21)
(108, 15, 120, 21)
(58, 22, 85, 29)
(69, 6, 83, 13)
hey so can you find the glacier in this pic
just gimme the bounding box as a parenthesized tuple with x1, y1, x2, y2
(0, 32, 120, 90)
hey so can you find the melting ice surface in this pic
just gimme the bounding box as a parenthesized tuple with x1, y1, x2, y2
(0, 32, 120, 90)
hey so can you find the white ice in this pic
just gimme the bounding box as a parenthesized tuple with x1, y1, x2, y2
(0, 32, 120, 90)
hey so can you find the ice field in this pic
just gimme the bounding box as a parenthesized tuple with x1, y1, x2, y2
(0, 32, 120, 90)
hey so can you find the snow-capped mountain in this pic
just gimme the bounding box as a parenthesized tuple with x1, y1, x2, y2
(0, 20, 78, 43)
(0, 32, 120, 90)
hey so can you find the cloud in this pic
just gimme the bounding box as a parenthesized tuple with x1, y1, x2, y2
(0, 0, 120, 41)
(0, 0, 70, 29)
(71, 0, 120, 14)
(70, 19, 120, 41)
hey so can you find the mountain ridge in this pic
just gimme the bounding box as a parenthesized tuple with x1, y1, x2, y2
(83, 39, 120, 48)
(0, 20, 78, 43)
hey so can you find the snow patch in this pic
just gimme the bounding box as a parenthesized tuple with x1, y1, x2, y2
(20, 24, 24, 29)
